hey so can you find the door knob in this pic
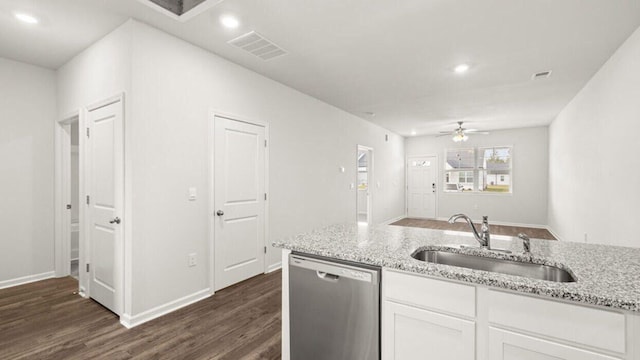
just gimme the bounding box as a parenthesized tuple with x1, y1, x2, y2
(109, 217, 121, 224)
(216, 210, 224, 216)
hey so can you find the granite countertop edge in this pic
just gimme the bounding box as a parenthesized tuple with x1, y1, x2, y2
(273, 224, 640, 313)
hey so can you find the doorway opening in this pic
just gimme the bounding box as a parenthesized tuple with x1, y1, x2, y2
(56, 114, 81, 283)
(68, 121, 80, 280)
(357, 145, 373, 225)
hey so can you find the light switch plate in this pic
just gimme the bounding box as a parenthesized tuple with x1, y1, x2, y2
(188, 187, 197, 201)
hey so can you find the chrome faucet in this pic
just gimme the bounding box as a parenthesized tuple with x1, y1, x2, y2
(448, 214, 491, 249)
(518, 233, 531, 254)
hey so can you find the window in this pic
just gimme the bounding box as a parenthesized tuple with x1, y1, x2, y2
(444, 146, 512, 193)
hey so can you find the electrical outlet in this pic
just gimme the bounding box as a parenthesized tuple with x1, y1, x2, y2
(188, 253, 197, 267)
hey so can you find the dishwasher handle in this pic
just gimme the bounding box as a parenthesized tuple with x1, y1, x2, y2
(316, 271, 340, 281)
(290, 254, 379, 284)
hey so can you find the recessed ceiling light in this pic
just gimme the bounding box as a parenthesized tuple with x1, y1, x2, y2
(364, 112, 376, 117)
(454, 64, 470, 74)
(15, 12, 39, 24)
(411, 130, 417, 136)
(220, 15, 239, 29)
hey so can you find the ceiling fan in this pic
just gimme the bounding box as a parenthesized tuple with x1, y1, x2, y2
(437, 121, 489, 142)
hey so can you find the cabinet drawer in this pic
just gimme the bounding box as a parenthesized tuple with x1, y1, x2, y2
(489, 327, 622, 360)
(488, 290, 626, 353)
(383, 269, 475, 317)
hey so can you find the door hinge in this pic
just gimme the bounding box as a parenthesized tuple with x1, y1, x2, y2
(86, 263, 90, 272)
(264, 193, 267, 201)
(264, 246, 267, 254)
(264, 139, 267, 147)
(86, 128, 90, 138)
(86, 195, 90, 205)
(66, 204, 72, 210)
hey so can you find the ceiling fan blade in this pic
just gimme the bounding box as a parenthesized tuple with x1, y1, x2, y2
(438, 131, 454, 134)
(436, 133, 453, 137)
(467, 131, 490, 135)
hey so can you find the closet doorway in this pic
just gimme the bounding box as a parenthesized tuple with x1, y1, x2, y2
(56, 114, 81, 281)
(357, 145, 373, 224)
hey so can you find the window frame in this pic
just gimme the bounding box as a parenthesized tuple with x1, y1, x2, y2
(443, 145, 513, 195)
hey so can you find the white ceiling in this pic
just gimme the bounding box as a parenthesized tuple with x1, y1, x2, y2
(2, 0, 640, 136)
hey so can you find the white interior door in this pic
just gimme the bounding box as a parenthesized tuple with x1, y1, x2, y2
(86, 98, 123, 315)
(407, 156, 437, 219)
(214, 116, 266, 291)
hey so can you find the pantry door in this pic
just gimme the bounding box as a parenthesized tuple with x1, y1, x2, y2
(213, 116, 266, 291)
(86, 96, 124, 315)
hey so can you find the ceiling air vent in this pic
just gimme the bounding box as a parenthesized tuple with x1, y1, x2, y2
(532, 70, 552, 80)
(228, 31, 287, 61)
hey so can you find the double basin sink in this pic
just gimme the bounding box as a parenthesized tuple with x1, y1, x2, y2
(411, 249, 576, 283)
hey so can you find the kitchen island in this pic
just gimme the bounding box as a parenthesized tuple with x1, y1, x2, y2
(275, 223, 640, 360)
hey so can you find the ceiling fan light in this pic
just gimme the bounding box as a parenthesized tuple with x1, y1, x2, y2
(453, 133, 469, 142)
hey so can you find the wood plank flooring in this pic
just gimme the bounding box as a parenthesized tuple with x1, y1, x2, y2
(391, 218, 556, 240)
(0, 271, 281, 360)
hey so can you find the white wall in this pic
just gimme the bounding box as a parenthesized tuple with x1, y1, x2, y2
(549, 26, 640, 247)
(129, 21, 405, 314)
(0, 57, 57, 286)
(56, 20, 133, 300)
(406, 126, 549, 226)
(57, 20, 404, 317)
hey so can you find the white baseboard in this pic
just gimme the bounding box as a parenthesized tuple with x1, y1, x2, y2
(382, 215, 406, 225)
(435, 217, 547, 229)
(545, 226, 564, 242)
(266, 262, 282, 273)
(120, 288, 211, 329)
(0, 271, 56, 290)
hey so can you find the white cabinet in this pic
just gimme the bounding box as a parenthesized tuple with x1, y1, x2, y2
(383, 301, 475, 360)
(489, 327, 622, 360)
(382, 269, 638, 360)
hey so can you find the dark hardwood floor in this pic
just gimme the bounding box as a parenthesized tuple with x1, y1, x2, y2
(0, 271, 281, 360)
(391, 218, 556, 240)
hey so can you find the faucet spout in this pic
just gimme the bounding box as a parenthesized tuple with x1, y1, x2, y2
(448, 214, 490, 248)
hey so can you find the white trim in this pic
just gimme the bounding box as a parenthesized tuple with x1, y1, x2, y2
(435, 217, 548, 229)
(266, 262, 282, 273)
(382, 215, 405, 225)
(119, 288, 211, 329)
(0, 271, 56, 290)
(545, 226, 564, 242)
(85, 94, 122, 112)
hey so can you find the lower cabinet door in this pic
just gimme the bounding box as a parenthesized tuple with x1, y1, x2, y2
(489, 327, 623, 360)
(383, 301, 475, 360)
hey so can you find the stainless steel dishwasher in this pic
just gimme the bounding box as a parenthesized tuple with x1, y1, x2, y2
(289, 253, 380, 360)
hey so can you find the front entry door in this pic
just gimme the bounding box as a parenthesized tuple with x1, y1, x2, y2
(86, 97, 123, 315)
(214, 116, 266, 291)
(407, 156, 437, 219)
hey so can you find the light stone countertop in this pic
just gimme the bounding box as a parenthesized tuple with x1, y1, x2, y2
(273, 223, 640, 312)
